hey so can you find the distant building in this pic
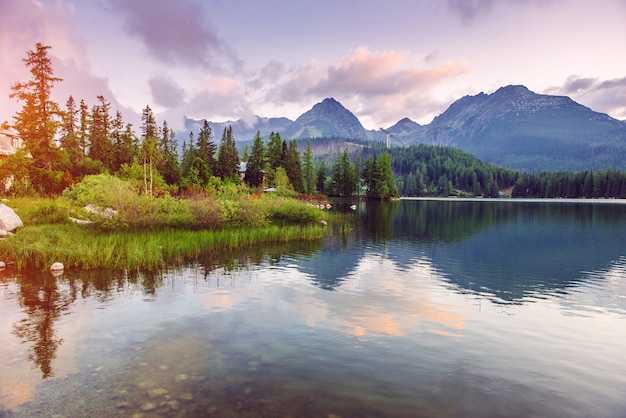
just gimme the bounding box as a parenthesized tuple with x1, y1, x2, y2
(0, 130, 26, 191)
(238, 161, 267, 188)
(0, 130, 23, 156)
(238, 161, 247, 184)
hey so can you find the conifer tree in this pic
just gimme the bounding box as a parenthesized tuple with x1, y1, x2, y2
(377, 152, 398, 199)
(245, 131, 265, 188)
(216, 125, 239, 182)
(119, 122, 137, 169)
(336, 149, 356, 197)
(241, 144, 250, 162)
(266, 131, 283, 170)
(10, 43, 63, 172)
(316, 161, 327, 194)
(61, 95, 82, 166)
(88, 95, 113, 170)
(10, 43, 69, 193)
(302, 141, 315, 194)
(158, 121, 181, 186)
(110, 110, 125, 172)
(363, 152, 398, 199)
(196, 120, 216, 176)
(285, 139, 303, 192)
(181, 132, 197, 180)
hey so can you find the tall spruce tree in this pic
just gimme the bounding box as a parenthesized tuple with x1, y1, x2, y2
(196, 120, 217, 176)
(181, 132, 197, 181)
(362, 152, 398, 199)
(110, 110, 125, 172)
(10, 43, 68, 194)
(245, 131, 265, 188)
(158, 121, 181, 186)
(266, 131, 283, 170)
(302, 141, 315, 194)
(10, 43, 63, 172)
(216, 125, 239, 182)
(61, 95, 82, 167)
(331, 149, 356, 197)
(316, 161, 327, 194)
(285, 139, 303, 192)
(88, 95, 113, 170)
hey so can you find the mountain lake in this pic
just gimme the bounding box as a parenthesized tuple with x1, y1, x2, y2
(1, 198, 625, 417)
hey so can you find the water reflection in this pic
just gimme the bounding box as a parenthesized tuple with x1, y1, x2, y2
(11, 272, 75, 378)
(2, 200, 626, 417)
(328, 199, 626, 304)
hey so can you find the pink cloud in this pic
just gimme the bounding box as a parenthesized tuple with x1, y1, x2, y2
(260, 46, 470, 126)
(0, 0, 77, 123)
(183, 76, 251, 122)
(0, 0, 136, 126)
(314, 47, 470, 96)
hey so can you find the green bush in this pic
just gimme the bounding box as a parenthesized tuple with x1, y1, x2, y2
(60, 174, 323, 230)
(63, 174, 137, 209)
(236, 198, 269, 227)
(266, 197, 324, 224)
(187, 198, 224, 229)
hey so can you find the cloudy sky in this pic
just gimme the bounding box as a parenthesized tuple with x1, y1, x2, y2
(1, 0, 625, 134)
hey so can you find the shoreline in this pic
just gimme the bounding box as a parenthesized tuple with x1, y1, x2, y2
(400, 197, 626, 204)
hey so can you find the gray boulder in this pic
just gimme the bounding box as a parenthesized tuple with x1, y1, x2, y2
(0, 203, 23, 231)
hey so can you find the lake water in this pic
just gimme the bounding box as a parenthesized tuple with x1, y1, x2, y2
(1, 199, 625, 417)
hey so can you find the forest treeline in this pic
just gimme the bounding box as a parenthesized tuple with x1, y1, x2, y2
(0, 43, 398, 199)
(3, 43, 626, 201)
(511, 170, 626, 199)
(385, 144, 626, 198)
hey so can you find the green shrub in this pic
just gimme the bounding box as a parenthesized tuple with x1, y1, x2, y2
(266, 197, 324, 224)
(219, 199, 242, 225)
(187, 198, 224, 229)
(236, 198, 269, 227)
(63, 174, 136, 209)
(60, 174, 323, 230)
(63, 174, 193, 230)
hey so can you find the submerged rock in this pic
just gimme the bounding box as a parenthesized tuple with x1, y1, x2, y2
(148, 388, 169, 397)
(180, 393, 193, 401)
(140, 402, 156, 411)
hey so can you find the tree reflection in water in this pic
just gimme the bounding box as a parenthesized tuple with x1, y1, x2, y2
(6, 240, 324, 380)
(12, 271, 76, 378)
(10, 268, 163, 379)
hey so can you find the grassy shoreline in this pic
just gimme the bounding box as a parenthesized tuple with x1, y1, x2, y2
(0, 223, 326, 271)
(0, 182, 331, 271)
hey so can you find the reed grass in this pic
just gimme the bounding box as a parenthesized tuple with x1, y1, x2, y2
(0, 187, 329, 271)
(0, 223, 326, 271)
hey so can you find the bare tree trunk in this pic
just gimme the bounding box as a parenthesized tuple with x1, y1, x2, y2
(149, 158, 153, 198)
(143, 157, 148, 196)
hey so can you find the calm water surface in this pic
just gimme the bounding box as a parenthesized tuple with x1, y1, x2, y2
(1, 199, 625, 417)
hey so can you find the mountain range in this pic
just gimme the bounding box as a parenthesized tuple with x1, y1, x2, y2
(184, 85, 626, 172)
